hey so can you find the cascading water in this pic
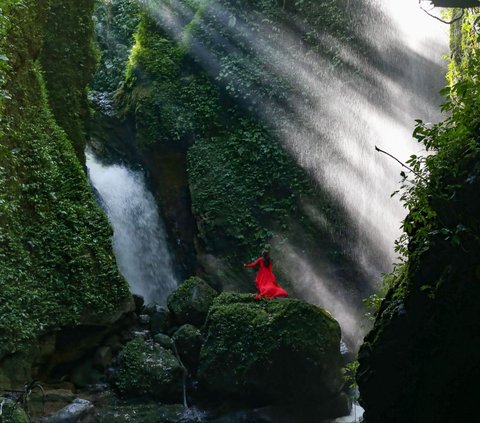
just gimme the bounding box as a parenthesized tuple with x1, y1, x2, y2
(86, 150, 178, 304)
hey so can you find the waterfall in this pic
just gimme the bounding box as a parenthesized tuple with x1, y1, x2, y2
(86, 150, 178, 305)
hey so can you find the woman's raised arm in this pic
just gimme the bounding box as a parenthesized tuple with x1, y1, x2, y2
(244, 257, 261, 268)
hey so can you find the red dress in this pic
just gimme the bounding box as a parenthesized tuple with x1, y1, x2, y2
(245, 257, 289, 299)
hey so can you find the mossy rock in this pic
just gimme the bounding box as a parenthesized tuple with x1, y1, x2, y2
(167, 277, 218, 326)
(116, 338, 183, 402)
(172, 324, 203, 371)
(154, 333, 174, 351)
(0, 398, 29, 423)
(198, 293, 343, 404)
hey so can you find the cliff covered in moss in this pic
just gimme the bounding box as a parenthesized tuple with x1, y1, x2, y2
(357, 10, 480, 423)
(111, 0, 374, 319)
(0, 0, 131, 386)
(40, 0, 97, 162)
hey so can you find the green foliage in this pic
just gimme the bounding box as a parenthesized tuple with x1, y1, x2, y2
(0, 0, 129, 356)
(343, 360, 359, 390)
(363, 263, 407, 320)
(180, 0, 362, 111)
(0, 2, 12, 117)
(377, 9, 480, 305)
(0, 398, 29, 423)
(398, 42, 479, 250)
(118, 11, 221, 143)
(92, 0, 141, 92)
(39, 0, 97, 161)
(188, 117, 311, 257)
(116, 338, 182, 399)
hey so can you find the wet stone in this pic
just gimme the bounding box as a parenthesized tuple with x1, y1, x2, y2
(138, 314, 151, 325)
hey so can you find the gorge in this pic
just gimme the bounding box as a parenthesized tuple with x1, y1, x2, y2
(1, 0, 478, 422)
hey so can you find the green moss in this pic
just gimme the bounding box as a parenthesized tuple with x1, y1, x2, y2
(188, 117, 313, 257)
(0, 0, 130, 356)
(204, 293, 340, 364)
(167, 277, 218, 326)
(209, 292, 257, 305)
(39, 0, 97, 162)
(118, 11, 221, 144)
(116, 338, 183, 400)
(91, 0, 141, 92)
(198, 294, 342, 403)
(0, 398, 28, 423)
(172, 323, 203, 369)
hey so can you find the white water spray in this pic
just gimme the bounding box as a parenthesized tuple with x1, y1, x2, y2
(86, 150, 178, 304)
(274, 1, 448, 346)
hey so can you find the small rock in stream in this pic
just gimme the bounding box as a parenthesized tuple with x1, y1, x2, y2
(46, 398, 95, 423)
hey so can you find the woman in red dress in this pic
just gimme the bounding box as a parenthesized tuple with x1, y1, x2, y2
(244, 251, 289, 299)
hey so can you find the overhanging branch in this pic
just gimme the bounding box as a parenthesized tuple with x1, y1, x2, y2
(374, 146, 428, 182)
(419, 1, 465, 24)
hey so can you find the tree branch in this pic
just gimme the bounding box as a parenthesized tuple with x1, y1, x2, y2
(374, 146, 428, 182)
(418, 2, 465, 24)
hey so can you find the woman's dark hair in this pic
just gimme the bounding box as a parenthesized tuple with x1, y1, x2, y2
(262, 250, 271, 267)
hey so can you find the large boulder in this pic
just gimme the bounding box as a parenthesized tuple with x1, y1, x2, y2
(167, 277, 218, 326)
(116, 338, 183, 402)
(197, 293, 344, 405)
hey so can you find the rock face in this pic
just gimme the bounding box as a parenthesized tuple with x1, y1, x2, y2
(149, 305, 172, 336)
(167, 277, 218, 326)
(357, 241, 480, 423)
(198, 293, 343, 405)
(357, 56, 480, 422)
(115, 338, 183, 401)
